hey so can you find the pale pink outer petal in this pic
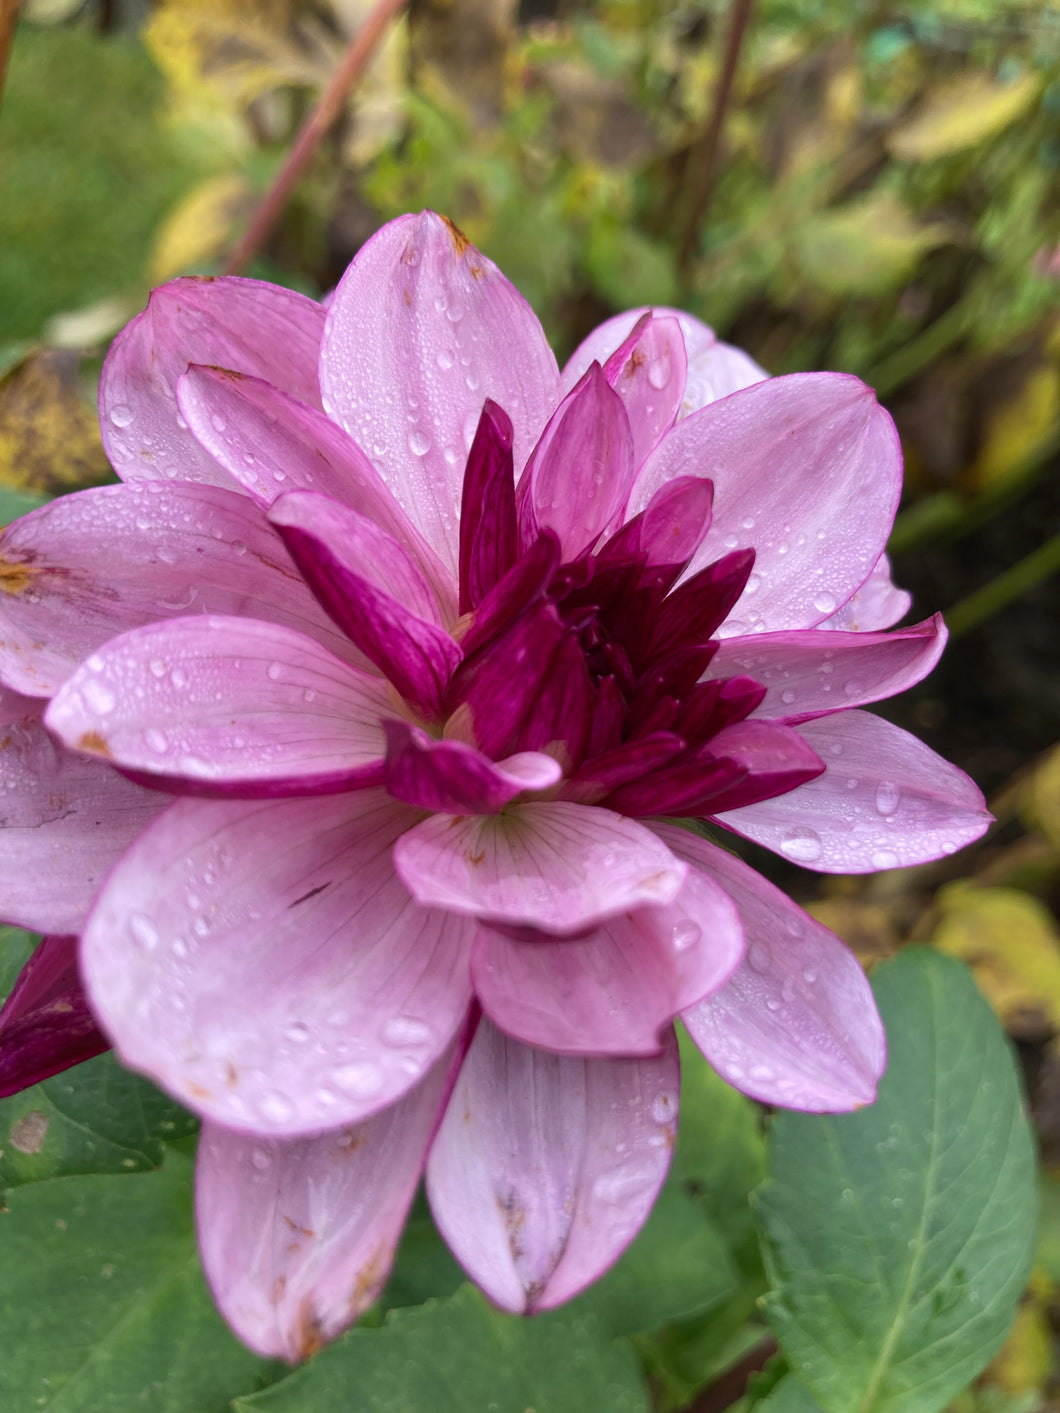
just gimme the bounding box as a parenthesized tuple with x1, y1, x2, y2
(562, 307, 767, 416)
(601, 314, 688, 469)
(100, 277, 325, 487)
(175, 368, 454, 617)
(629, 374, 903, 634)
(45, 616, 391, 794)
(471, 865, 743, 1055)
(0, 690, 168, 934)
(80, 790, 475, 1135)
(319, 211, 561, 572)
(0, 483, 367, 697)
(197, 1038, 462, 1361)
(716, 710, 991, 872)
(655, 824, 885, 1111)
(393, 801, 687, 936)
(818, 552, 912, 632)
(706, 615, 946, 724)
(427, 1018, 679, 1313)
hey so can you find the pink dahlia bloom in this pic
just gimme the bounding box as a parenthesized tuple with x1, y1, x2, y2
(0, 212, 988, 1358)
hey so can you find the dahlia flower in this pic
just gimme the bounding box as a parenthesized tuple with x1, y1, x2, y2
(0, 212, 989, 1358)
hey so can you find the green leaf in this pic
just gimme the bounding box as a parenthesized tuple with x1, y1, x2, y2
(233, 1282, 651, 1413)
(0, 1051, 198, 1193)
(0, 924, 37, 999)
(757, 1375, 828, 1411)
(757, 948, 1037, 1413)
(0, 1148, 279, 1410)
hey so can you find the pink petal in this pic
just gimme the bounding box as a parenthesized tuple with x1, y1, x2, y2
(601, 313, 688, 468)
(562, 308, 767, 417)
(630, 374, 903, 634)
(472, 864, 743, 1054)
(175, 366, 453, 616)
(706, 615, 947, 724)
(427, 1018, 679, 1312)
(100, 277, 325, 487)
(0, 690, 168, 934)
(197, 1039, 461, 1361)
(393, 801, 686, 936)
(518, 365, 635, 558)
(818, 552, 912, 632)
(320, 211, 561, 571)
(0, 935, 109, 1097)
(0, 482, 366, 697)
(656, 824, 884, 1110)
(269, 491, 460, 719)
(80, 790, 475, 1134)
(458, 400, 518, 614)
(716, 709, 991, 872)
(45, 616, 390, 797)
(384, 720, 560, 814)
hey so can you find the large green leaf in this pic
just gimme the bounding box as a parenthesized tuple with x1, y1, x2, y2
(0, 1148, 279, 1411)
(757, 948, 1037, 1413)
(0, 1051, 197, 1193)
(0, 924, 37, 998)
(234, 1282, 651, 1413)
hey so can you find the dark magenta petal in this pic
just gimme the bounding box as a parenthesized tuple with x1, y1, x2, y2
(459, 531, 561, 659)
(602, 476, 714, 572)
(454, 603, 567, 758)
(383, 720, 554, 814)
(626, 643, 719, 734)
(607, 756, 747, 817)
(0, 936, 109, 1098)
(568, 732, 686, 799)
(458, 400, 518, 616)
(585, 675, 625, 758)
(647, 548, 756, 662)
(270, 496, 461, 719)
(514, 627, 594, 769)
(673, 675, 767, 744)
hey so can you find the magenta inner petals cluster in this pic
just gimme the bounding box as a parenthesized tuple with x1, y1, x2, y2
(0, 211, 989, 1360)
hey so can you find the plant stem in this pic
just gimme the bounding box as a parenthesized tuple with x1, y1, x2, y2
(224, 0, 408, 276)
(0, 0, 20, 119)
(945, 532, 1060, 638)
(677, 0, 756, 281)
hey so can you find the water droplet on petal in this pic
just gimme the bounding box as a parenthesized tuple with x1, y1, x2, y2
(408, 430, 431, 457)
(813, 592, 837, 614)
(747, 941, 770, 973)
(651, 1093, 676, 1124)
(671, 920, 701, 952)
(382, 1016, 433, 1047)
(210, 413, 227, 434)
(109, 404, 133, 429)
(82, 679, 116, 715)
(875, 781, 900, 816)
(144, 727, 169, 754)
(285, 1021, 310, 1044)
(436, 349, 453, 370)
(129, 912, 160, 950)
(333, 1062, 384, 1096)
(779, 827, 823, 863)
(871, 848, 900, 869)
(781, 688, 797, 705)
(267, 662, 284, 681)
(251, 1146, 271, 1170)
(258, 1092, 293, 1124)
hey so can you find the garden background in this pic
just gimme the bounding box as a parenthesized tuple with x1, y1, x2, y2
(0, 0, 1058, 1409)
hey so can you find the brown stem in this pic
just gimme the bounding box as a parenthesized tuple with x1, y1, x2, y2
(677, 0, 756, 281)
(0, 0, 21, 119)
(224, 0, 408, 276)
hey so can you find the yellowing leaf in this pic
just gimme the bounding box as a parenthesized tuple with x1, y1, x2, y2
(932, 882, 1060, 1034)
(0, 350, 110, 495)
(986, 1272, 1056, 1394)
(1022, 744, 1060, 853)
(967, 361, 1060, 495)
(150, 173, 257, 282)
(887, 70, 1042, 162)
(793, 193, 951, 298)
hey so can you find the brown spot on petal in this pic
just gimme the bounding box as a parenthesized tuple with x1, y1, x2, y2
(465, 848, 486, 867)
(77, 731, 112, 757)
(294, 1299, 326, 1360)
(440, 214, 471, 256)
(223, 1060, 239, 1087)
(332, 1127, 365, 1159)
(282, 1214, 316, 1239)
(0, 555, 39, 596)
(272, 1275, 287, 1302)
(349, 1242, 389, 1312)
(469, 265, 484, 281)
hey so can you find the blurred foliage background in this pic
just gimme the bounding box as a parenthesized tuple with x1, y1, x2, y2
(1, 0, 1059, 1407)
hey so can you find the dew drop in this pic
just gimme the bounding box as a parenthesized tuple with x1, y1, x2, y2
(170, 666, 187, 689)
(382, 1016, 433, 1047)
(871, 848, 900, 869)
(144, 727, 169, 755)
(408, 429, 432, 457)
(843, 679, 864, 699)
(651, 1093, 676, 1124)
(747, 941, 770, 973)
(875, 781, 900, 816)
(109, 404, 134, 429)
(258, 1092, 293, 1124)
(266, 662, 284, 681)
(647, 357, 670, 391)
(744, 574, 760, 596)
(671, 920, 701, 953)
(231, 540, 247, 556)
(149, 658, 167, 678)
(436, 349, 453, 370)
(741, 516, 755, 531)
(802, 967, 818, 984)
(723, 533, 739, 549)
(779, 827, 823, 863)
(813, 592, 837, 614)
(465, 371, 481, 392)
(303, 689, 317, 704)
(285, 1021, 310, 1044)
(210, 413, 227, 434)
(333, 1062, 384, 1096)
(129, 912, 160, 951)
(251, 1147, 271, 1170)
(781, 688, 797, 705)
(82, 679, 116, 715)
